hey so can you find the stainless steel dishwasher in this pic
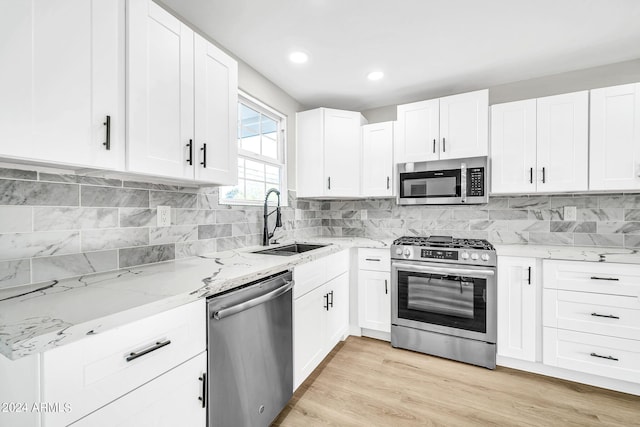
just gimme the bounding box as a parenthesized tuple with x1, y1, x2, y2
(207, 270, 293, 427)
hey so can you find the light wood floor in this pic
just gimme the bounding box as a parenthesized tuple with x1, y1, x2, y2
(272, 336, 640, 426)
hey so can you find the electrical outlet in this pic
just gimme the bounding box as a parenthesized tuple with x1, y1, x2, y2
(563, 206, 577, 221)
(157, 205, 171, 227)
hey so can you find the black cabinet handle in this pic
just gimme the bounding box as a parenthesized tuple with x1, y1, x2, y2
(590, 352, 618, 361)
(384, 279, 388, 295)
(387, 176, 390, 189)
(541, 167, 546, 183)
(328, 290, 334, 308)
(432, 139, 436, 153)
(323, 294, 329, 311)
(527, 266, 532, 285)
(200, 143, 207, 168)
(591, 313, 620, 319)
(187, 139, 193, 165)
(590, 276, 619, 281)
(103, 115, 111, 150)
(125, 340, 171, 362)
(442, 137, 446, 152)
(365, 258, 381, 262)
(327, 177, 331, 190)
(529, 167, 533, 184)
(198, 373, 207, 408)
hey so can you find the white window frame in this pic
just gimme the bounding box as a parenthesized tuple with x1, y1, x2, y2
(219, 90, 288, 206)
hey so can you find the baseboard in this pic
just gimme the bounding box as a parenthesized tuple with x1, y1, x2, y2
(359, 328, 390, 342)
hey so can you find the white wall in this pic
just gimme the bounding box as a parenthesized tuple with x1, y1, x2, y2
(362, 58, 640, 123)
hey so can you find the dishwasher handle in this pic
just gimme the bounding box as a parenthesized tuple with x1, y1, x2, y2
(212, 279, 293, 320)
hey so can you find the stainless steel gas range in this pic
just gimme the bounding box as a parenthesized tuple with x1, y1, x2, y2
(390, 235, 497, 369)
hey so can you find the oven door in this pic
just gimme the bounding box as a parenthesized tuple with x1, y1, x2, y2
(391, 260, 496, 343)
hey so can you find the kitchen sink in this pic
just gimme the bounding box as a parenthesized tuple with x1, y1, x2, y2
(252, 243, 328, 256)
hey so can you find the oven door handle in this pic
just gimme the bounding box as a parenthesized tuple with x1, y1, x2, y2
(392, 263, 495, 277)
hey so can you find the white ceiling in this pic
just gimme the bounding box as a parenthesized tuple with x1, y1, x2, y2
(161, 0, 640, 111)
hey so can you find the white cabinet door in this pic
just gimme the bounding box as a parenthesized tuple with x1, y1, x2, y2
(439, 89, 489, 160)
(325, 272, 350, 348)
(536, 91, 588, 192)
(127, 0, 194, 180)
(73, 352, 207, 427)
(324, 109, 363, 197)
(358, 270, 391, 333)
(497, 256, 538, 362)
(362, 122, 394, 197)
(293, 284, 327, 390)
(295, 109, 324, 198)
(194, 33, 238, 185)
(395, 99, 439, 163)
(490, 100, 537, 194)
(590, 83, 640, 191)
(0, 0, 124, 170)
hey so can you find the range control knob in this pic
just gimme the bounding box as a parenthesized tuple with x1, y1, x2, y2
(404, 248, 411, 257)
(461, 252, 469, 259)
(395, 248, 403, 255)
(481, 253, 490, 261)
(471, 253, 479, 260)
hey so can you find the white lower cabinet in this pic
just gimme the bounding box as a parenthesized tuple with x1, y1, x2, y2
(497, 256, 539, 362)
(0, 300, 206, 427)
(357, 248, 391, 335)
(543, 260, 640, 386)
(72, 352, 207, 427)
(293, 250, 350, 390)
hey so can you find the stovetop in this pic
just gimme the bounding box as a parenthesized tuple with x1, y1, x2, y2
(391, 236, 496, 266)
(392, 235, 494, 251)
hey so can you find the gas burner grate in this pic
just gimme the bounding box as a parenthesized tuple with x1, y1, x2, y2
(393, 236, 494, 251)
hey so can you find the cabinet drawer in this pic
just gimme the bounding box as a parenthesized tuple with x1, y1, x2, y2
(544, 289, 640, 340)
(543, 260, 640, 296)
(544, 327, 640, 384)
(358, 248, 391, 272)
(294, 250, 349, 299)
(325, 250, 350, 280)
(42, 300, 205, 427)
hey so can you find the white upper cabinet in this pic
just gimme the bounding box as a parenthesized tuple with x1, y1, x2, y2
(536, 91, 589, 192)
(395, 89, 488, 163)
(491, 99, 537, 193)
(362, 122, 394, 197)
(491, 91, 588, 194)
(439, 89, 489, 160)
(128, 0, 194, 180)
(0, 0, 125, 170)
(590, 82, 640, 191)
(127, 0, 237, 184)
(194, 34, 238, 185)
(296, 108, 366, 198)
(396, 99, 440, 162)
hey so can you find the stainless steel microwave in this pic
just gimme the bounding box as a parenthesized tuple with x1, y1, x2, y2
(397, 156, 488, 205)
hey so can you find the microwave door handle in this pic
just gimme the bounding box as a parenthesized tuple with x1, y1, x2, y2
(393, 262, 495, 278)
(460, 163, 467, 203)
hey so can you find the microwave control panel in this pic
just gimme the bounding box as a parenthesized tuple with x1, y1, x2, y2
(467, 167, 485, 196)
(421, 249, 459, 260)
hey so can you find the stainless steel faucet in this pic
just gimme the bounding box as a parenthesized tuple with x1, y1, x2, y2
(262, 188, 282, 246)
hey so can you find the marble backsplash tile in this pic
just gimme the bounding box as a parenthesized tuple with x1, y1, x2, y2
(0, 167, 322, 289)
(319, 193, 640, 248)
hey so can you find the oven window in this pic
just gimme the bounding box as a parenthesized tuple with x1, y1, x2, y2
(397, 271, 486, 333)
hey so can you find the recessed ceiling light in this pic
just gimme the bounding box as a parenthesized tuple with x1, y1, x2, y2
(289, 51, 309, 64)
(367, 71, 384, 81)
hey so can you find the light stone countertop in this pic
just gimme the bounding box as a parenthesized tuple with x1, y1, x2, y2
(0, 237, 392, 360)
(3, 237, 640, 361)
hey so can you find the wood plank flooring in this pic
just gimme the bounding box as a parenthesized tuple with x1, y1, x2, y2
(272, 336, 640, 426)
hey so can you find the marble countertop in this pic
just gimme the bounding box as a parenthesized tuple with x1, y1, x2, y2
(3, 236, 640, 361)
(0, 237, 391, 360)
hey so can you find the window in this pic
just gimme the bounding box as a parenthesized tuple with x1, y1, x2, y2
(219, 92, 287, 206)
